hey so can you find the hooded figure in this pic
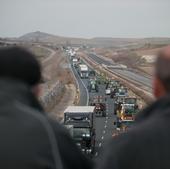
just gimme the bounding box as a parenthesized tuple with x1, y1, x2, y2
(0, 47, 93, 169)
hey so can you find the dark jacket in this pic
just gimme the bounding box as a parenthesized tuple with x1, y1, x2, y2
(98, 94, 170, 169)
(0, 79, 93, 169)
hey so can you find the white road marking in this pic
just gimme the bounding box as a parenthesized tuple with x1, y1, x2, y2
(105, 125, 107, 128)
(99, 143, 102, 147)
(72, 65, 89, 106)
(105, 120, 108, 123)
(78, 76, 89, 106)
(103, 130, 106, 134)
(101, 136, 104, 140)
(106, 116, 109, 119)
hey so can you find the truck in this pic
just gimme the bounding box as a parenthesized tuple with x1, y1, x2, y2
(115, 87, 128, 97)
(88, 79, 99, 92)
(72, 58, 78, 67)
(110, 80, 121, 98)
(90, 96, 106, 117)
(64, 106, 95, 155)
(114, 95, 126, 116)
(78, 64, 89, 79)
(96, 74, 109, 85)
(114, 117, 134, 132)
(64, 125, 74, 137)
(105, 80, 121, 95)
(89, 70, 96, 77)
(120, 97, 139, 119)
(114, 97, 138, 131)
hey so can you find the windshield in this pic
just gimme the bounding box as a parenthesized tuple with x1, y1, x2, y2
(119, 88, 127, 94)
(121, 121, 134, 127)
(124, 104, 134, 109)
(124, 105, 135, 114)
(125, 98, 136, 104)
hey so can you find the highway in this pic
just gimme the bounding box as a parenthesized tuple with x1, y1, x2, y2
(69, 59, 116, 158)
(71, 65, 89, 106)
(88, 53, 114, 66)
(88, 53, 152, 93)
(68, 51, 153, 157)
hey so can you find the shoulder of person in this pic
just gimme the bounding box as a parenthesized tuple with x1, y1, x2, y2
(97, 126, 145, 169)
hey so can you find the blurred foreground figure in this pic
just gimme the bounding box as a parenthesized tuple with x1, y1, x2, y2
(0, 47, 92, 169)
(98, 46, 170, 169)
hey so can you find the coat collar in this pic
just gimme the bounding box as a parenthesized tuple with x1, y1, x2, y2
(136, 94, 170, 123)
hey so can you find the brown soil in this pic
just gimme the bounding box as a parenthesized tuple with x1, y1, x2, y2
(48, 84, 76, 121)
(29, 46, 76, 119)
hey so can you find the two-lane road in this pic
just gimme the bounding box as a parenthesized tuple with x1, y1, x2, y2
(88, 53, 152, 93)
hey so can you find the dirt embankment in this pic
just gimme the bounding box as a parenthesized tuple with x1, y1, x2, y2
(93, 46, 167, 76)
(29, 46, 76, 120)
(42, 49, 76, 119)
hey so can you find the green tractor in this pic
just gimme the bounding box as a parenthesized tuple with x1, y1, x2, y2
(96, 73, 109, 85)
(88, 79, 99, 92)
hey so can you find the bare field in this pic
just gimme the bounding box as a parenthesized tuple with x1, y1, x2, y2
(42, 50, 74, 85)
(29, 46, 51, 61)
(29, 46, 76, 117)
(135, 47, 163, 56)
(93, 46, 167, 76)
(138, 66, 154, 76)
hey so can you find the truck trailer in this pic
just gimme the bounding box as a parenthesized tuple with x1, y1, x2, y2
(78, 64, 89, 79)
(64, 106, 95, 155)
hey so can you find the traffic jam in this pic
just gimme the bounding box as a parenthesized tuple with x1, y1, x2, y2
(63, 47, 141, 157)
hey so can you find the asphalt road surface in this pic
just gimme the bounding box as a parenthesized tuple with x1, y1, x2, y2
(72, 63, 116, 158)
(89, 53, 152, 93)
(71, 65, 89, 106)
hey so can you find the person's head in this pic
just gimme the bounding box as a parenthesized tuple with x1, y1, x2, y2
(154, 46, 170, 98)
(0, 46, 42, 97)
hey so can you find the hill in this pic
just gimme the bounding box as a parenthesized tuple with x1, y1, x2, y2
(17, 31, 170, 47)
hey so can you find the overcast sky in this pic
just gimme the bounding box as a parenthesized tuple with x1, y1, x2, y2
(0, 0, 170, 38)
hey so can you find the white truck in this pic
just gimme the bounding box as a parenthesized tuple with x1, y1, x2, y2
(72, 58, 78, 67)
(64, 106, 96, 155)
(78, 64, 89, 79)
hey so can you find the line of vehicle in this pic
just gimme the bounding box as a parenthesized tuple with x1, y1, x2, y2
(83, 53, 153, 98)
(107, 68, 152, 90)
(69, 61, 80, 98)
(68, 55, 89, 106)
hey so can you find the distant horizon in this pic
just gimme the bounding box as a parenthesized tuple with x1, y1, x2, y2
(1, 0, 170, 39)
(1, 31, 170, 40)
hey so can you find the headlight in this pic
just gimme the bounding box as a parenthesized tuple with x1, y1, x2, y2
(76, 143, 81, 146)
(82, 134, 90, 137)
(86, 149, 92, 153)
(86, 134, 90, 137)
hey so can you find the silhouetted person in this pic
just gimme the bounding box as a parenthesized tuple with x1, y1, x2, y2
(97, 46, 170, 169)
(0, 47, 93, 169)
